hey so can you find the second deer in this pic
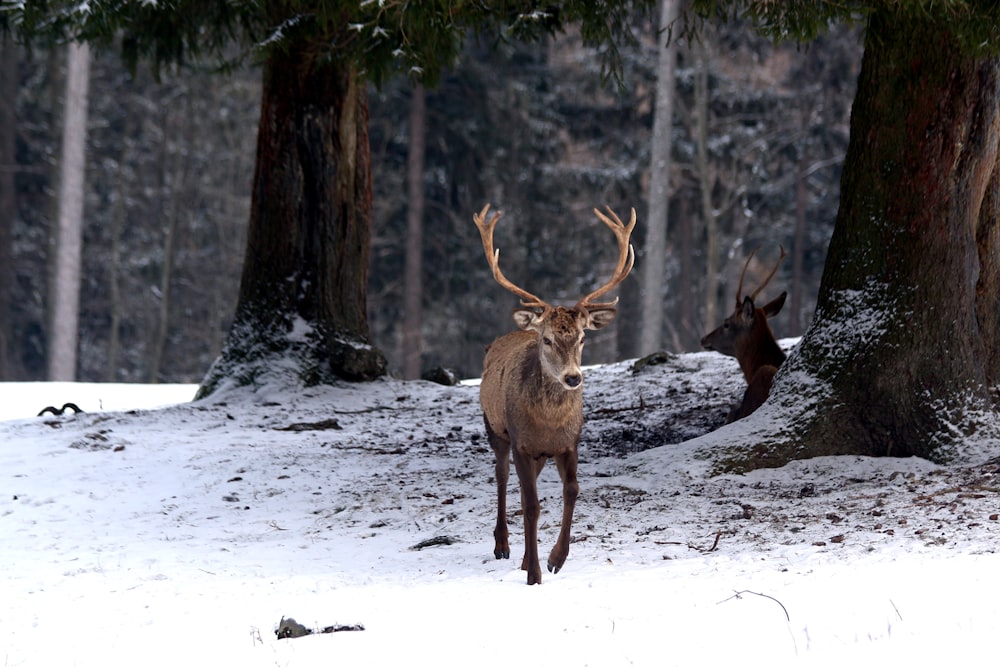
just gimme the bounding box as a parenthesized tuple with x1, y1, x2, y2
(474, 203, 635, 585)
(701, 246, 787, 422)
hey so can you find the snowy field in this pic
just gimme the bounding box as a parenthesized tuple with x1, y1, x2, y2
(2, 349, 999, 666)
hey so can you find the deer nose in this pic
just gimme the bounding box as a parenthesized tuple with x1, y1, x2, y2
(564, 373, 582, 388)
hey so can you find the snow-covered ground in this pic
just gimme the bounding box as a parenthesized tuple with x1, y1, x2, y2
(2, 349, 999, 666)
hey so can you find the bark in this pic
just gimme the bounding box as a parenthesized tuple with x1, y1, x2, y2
(639, 0, 680, 355)
(402, 84, 426, 380)
(713, 13, 1000, 472)
(198, 40, 386, 396)
(48, 41, 90, 382)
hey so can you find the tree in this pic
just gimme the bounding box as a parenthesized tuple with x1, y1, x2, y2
(640, 0, 681, 355)
(403, 84, 426, 380)
(48, 40, 90, 381)
(687, 1, 1000, 471)
(4, 1, 656, 394)
(0, 42, 16, 379)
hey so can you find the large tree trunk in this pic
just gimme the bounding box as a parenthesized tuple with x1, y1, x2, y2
(197, 41, 386, 396)
(711, 12, 1000, 473)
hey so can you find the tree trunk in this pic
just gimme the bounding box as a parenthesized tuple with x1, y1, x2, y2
(402, 84, 426, 380)
(790, 149, 807, 336)
(197, 40, 386, 396)
(694, 36, 718, 335)
(0, 44, 17, 379)
(640, 0, 680, 355)
(713, 13, 1000, 472)
(48, 41, 90, 382)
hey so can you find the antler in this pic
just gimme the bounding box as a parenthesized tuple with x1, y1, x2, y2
(473, 204, 550, 310)
(736, 245, 788, 305)
(576, 206, 636, 311)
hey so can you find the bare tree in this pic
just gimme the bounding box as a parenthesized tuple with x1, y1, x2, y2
(48, 41, 90, 382)
(403, 84, 426, 380)
(0, 44, 17, 379)
(640, 0, 681, 354)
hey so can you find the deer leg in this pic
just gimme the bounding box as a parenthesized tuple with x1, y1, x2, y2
(485, 419, 510, 560)
(513, 447, 543, 585)
(547, 449, 579, 575)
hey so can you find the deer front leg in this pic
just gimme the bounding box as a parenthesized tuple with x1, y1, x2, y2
(485, 421, 510, 559)
(548, 449, 579, 575)
(513, 447, 543, 585)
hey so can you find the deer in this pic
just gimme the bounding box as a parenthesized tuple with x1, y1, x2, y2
(473, 203, 635, 585)
(701, 246, 788, 423)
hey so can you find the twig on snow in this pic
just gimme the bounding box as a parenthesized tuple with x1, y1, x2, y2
(718, 589, 791, 622)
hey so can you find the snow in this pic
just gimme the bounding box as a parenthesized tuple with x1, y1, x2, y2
(3, 349, 999, 666)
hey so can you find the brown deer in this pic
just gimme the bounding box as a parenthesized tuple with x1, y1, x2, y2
(701, 246, 788, 422)
(474, 203, 635, 585)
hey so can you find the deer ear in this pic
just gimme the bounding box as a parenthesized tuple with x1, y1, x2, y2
(512, 308, 542, 331)
(585, 307, 618, 330)
(741, 296, 756, 321)
(763, 291, 787, 317)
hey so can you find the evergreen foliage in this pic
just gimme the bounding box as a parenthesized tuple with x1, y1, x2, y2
(689, 0, 1000, 54)
(3, 1, 656, 85)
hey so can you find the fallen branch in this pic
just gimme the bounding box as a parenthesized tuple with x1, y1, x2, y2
(718, 590, 790, 622)
(409, 535, 459, 550)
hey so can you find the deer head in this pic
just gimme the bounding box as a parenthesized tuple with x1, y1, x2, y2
(473, 204, 635, 391)
(702, 246, 787, 362)
(701, 246, 787, 421)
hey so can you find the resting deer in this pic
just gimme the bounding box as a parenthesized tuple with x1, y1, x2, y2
(701, 246, 787, 422)
(474, 203, 635, 585)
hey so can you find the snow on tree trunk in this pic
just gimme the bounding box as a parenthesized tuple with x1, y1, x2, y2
(197, 40, 386, 396)
(710, 13, 1000, 473)
(48, 41, 90, 382)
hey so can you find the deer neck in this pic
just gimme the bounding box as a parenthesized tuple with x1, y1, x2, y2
(737, 325, 786, 383)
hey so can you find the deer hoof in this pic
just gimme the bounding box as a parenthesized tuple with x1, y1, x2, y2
(547, 561, 561, 574)
(494, 548, 510, 560)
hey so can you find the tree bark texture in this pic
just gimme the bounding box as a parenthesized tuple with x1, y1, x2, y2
(198, 41, 386, 395)
(719, 13, 1000, 471)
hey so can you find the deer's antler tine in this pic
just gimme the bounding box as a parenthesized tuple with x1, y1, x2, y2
(576, 206, 636, 311)
(735, 246, 759, 306)
(749, 245, 788, 302)
(473, 204, 549, 310)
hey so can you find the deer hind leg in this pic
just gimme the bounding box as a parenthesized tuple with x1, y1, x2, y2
(513, 447, 545, 585)
(484, 418, 510, 560)
(547, 449, 579, 575)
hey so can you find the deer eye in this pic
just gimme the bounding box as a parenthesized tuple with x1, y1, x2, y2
(543, 337, 553, 346)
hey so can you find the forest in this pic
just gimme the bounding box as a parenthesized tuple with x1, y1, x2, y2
(0, 17, 861, 384)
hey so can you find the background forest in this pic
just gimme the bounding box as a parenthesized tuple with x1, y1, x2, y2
(0, 17, 861, 384)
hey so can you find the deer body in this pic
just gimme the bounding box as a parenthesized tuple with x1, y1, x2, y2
(701, 247, 787, 422)
(474, 204, 634, 584)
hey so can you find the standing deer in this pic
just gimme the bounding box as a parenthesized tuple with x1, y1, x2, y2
(701, 246, 787, 422)
(474, 203, 635, 585)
